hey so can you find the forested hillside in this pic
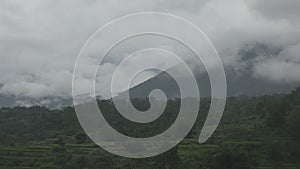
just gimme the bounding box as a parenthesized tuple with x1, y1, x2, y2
(0, 87, 299, 169)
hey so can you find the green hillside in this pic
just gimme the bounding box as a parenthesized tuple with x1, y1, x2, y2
(0, 87, 299, 169)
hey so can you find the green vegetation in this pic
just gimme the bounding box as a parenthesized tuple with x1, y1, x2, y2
(0, 87, 299, 168)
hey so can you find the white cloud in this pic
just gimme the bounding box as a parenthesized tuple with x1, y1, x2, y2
(253, 61, 300, 83)
(1, 81, 52, 98)
(253, 43, 300, 83)
(0, 0, 299, 99)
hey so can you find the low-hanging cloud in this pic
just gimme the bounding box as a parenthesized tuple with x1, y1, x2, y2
(0, 0, 299, 102)
(253, 43, 300, 83)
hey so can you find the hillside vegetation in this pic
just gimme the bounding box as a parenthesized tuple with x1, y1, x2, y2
(0, 87, 300, 169)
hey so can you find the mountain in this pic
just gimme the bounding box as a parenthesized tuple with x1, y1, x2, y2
(126, 42, 300, 98)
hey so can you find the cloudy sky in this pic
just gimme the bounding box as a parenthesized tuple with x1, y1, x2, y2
(0, 0, 300, 101)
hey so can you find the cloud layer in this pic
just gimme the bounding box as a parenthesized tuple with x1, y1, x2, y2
(0, 0, 299, 102)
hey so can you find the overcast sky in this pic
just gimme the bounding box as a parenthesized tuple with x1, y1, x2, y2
(0, 0, 300, 99)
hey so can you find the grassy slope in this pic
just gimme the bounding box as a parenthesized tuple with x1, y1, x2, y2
(0, 117, 299, 169)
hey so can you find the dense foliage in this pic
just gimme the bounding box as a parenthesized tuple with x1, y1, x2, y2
(0, 87, 299, 169)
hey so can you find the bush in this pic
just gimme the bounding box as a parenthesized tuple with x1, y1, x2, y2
(211, 145, 258, 169)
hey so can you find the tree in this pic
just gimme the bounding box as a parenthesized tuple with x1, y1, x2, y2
(211, 146, 258, 169)
(164, 145, 180, 169)
(75, 133, 87, 144)
(286, 106, 300, 140)
(53, 137, 65, 147)
(265, 100, 287, 128)
(75, 156, 87, 169)
(255, 102, 266, 118)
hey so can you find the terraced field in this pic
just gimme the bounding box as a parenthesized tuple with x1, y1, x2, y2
(0, 127, 298, 169)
